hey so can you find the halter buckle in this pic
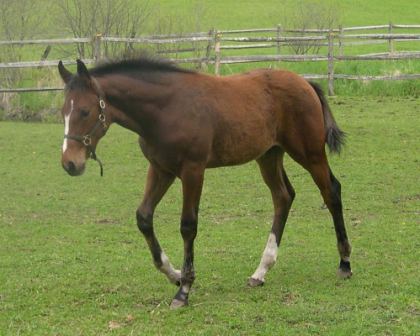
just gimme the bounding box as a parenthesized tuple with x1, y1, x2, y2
(83, 135, 92, 146)
(99, 99, 106, 110)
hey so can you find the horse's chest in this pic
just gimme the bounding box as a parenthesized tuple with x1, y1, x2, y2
(138, 138, 181, 173)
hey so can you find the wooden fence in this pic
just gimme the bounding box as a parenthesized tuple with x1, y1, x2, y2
(1, 23, 420, 95)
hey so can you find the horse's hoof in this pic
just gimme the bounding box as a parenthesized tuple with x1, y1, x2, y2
(337, 268, 353, 279)
(170, 298, 188, 309)
(337, 260, 352, 279)
(247, 277, 264, 287)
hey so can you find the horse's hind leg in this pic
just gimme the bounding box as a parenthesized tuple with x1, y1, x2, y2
(248, 147, 295, 286)
(136, 164, 181, 285)
(307, 159, 352, 278)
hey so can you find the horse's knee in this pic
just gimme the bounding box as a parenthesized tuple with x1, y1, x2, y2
(180, 217, 197, 241)
(136, 209, 153, 236)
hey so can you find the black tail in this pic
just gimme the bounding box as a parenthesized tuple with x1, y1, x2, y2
(309, 81, 345, 154)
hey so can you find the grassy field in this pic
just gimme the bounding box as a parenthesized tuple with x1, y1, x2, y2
(0, 97, 419, 335)
(1, 0, 420, 121)
(155, 0, 420, 29)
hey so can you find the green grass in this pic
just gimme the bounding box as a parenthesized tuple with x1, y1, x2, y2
(155, 0, 420, 29)
(1, 0, 420, 120)
(0, 97, 419, 335)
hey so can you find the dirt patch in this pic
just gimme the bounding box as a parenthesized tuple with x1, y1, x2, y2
(95, 218, 119, 225)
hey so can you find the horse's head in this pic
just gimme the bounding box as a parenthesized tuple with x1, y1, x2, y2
(58, 60, 108, 176)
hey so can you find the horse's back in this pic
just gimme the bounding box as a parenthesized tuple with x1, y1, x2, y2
(204, 71, 277, 167)
(205, 69, 324, 167)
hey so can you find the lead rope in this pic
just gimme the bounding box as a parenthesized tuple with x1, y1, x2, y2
(89, 147, 104, 177)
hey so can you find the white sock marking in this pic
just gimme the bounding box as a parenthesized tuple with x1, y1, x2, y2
(159, 251, 181, 284)
(251, 232, 278, 282)
(62, 99, 74, 153)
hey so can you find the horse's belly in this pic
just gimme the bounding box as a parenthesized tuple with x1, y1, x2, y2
(208, 127, 276, 167)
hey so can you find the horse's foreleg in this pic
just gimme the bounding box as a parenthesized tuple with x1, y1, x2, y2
(249, 149, 295, 286)
(170, 163, 204, 309)
(136, 164, 180, 285)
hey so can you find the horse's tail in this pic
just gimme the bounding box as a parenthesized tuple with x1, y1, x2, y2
(309, 81, 345, 154)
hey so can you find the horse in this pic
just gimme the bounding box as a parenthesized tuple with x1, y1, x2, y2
(58, 58, 352, 309)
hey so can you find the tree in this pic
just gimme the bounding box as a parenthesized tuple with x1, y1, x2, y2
(279, 0, 341, 54)
(152, 0, 211, 70)
(57, 0, 151, 59)
(0, 0, 47, 113)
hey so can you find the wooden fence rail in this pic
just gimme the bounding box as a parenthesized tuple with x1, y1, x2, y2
(0, 23, 419, 95)
(0, 59, 96, 69)
(101, 36, 212, 44)
(0, 38, 91, 46)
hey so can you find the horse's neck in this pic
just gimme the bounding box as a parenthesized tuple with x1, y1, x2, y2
(98, 75, 172, 137)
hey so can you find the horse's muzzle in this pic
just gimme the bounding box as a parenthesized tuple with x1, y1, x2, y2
(62, 160, 85, 176)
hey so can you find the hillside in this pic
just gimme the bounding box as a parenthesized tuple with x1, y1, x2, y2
(155, 0, 420, 29)
(0, 0, 419, 120)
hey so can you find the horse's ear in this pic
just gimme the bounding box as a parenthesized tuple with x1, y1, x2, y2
(76, 59, 91, 79)
(58, 61, 72, 84)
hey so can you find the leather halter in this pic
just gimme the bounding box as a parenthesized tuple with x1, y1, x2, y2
(64, 97, 108, 176)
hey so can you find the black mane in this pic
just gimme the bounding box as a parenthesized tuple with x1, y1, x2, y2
(89, 57, 193, 78)
(66, 56, 193, 90)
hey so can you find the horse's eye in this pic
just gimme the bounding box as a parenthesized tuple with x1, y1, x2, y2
(80, 109, 90, 118)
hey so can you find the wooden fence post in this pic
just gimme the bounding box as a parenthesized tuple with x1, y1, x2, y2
(204, 28, 215, 70)
(38, 45, 51, 69)
(327, 29, 335, 96)
(276, 24, 282, 55)
(214, 31, 221, 76)
(93, 33, 102, 63)
(338, 25, 344, 57)
(388, 22, 395, 55)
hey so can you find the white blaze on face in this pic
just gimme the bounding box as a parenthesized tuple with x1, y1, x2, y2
(251, 232, 278, 282)
(62, 99, 74, 153)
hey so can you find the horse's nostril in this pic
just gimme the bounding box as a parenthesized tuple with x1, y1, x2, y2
(63, 159, 85, 176)
(64, 161, 77, 175)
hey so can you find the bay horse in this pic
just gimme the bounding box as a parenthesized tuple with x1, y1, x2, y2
(58, 58, 352, 309)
